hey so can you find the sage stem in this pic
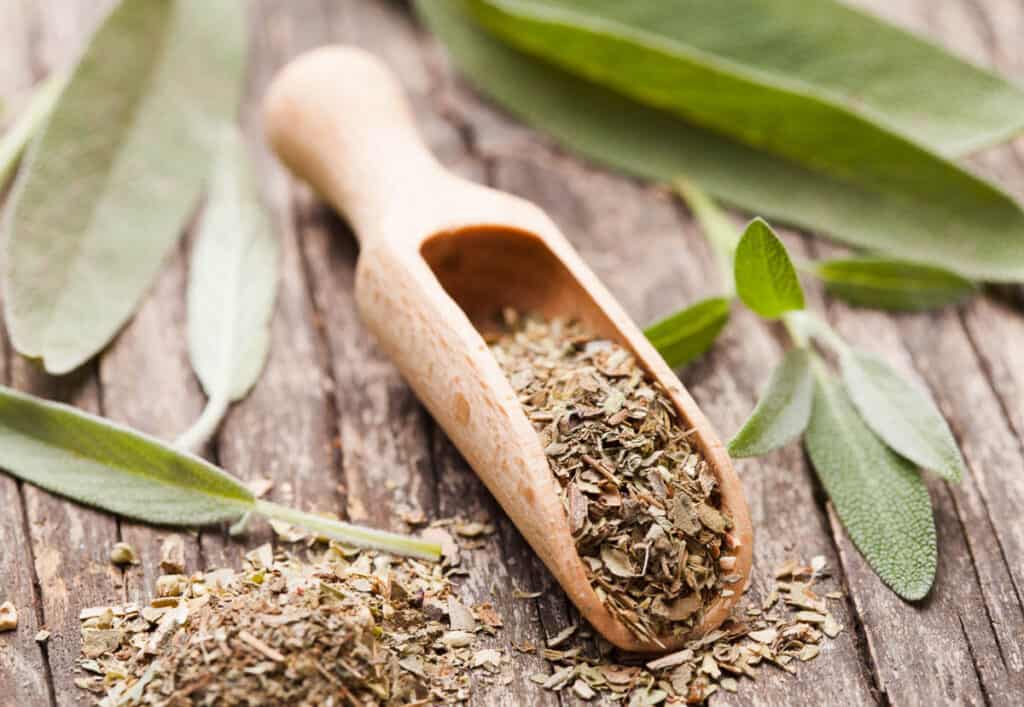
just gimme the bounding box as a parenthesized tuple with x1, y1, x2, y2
(175, 391, 231, 453)
(254, 500, 442, 561)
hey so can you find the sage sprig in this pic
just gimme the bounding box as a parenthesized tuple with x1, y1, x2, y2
(0, 385, 440, 561)
(464, 0, 1024, 157)
(723, 218, 958, 600)
(179, 126, 279, 452)
(647, 182, 974, 368)
(3, 0, 247, 374)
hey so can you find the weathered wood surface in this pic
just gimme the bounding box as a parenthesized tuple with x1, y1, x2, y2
(1, 0, 1023, 704)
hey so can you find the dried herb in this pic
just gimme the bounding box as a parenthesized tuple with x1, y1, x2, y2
(490, 311, 737, 643)
(0, 601, 17, 632)
(532, 556, 845, 704)
(75, 541, 495, 705)
(110, 542, 141, 567)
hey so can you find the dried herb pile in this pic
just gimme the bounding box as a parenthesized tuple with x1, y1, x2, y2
(528, 557, 845, 703)
(74, 539, 501, 706)
(489, 311, 737, 643)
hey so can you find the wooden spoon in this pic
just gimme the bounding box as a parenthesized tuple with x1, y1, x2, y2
(264, 46, 752, 653)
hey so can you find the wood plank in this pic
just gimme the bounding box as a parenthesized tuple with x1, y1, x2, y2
(1, 2, 1022, 707)
(11, 364, 118, 707)
(0, 2, 53, 704)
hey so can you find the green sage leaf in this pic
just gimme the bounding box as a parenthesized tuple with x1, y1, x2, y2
(811, 257, 977, 312)
(420, 0, 1024, 283)
(0, 385, 441, 560)
(644, 297, 730, 369)
(728, 348, 813, 458)
(805, 369, 936, 600)
(3, 0, 247, 374)
(840, 349, 965, 483)
(734, 218, 804, 319)
(179, 127, 279, 451)
(0, 384, 254, 525)
(468, 0, 1024, 157)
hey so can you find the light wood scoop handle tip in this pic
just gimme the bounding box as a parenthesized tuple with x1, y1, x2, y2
(263, 45, 753, 654)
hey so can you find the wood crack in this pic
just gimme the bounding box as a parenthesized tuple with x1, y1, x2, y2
(960, 614, 993, 707)
(815, 478, 889, 707)
(953, 310, 1024, 613)
(943, 484, 1010, 675)
(292, 196, 347, 518)
(14, 479, 57, 707)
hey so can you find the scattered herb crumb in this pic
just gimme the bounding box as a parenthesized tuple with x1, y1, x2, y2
(0, 601, 17, 631)
(158, 535, 185, 574)
(74, 540, 500, 705)
(534, 557, 844, 703)
(109, 541, 140, 567)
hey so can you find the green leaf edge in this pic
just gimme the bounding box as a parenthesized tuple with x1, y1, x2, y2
(644, 296, 731, 368)
(839, 348, 966, 483)
(728, 347, 814, 458)
(734, 218, 806, 319)
(811, 257, 978, 312)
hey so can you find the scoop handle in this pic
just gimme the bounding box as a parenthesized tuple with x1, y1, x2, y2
(264, 46, 447, 245)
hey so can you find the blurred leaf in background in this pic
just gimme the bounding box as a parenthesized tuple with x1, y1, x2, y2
(419, 0, 1024, 282)
(2, 0, 246, 374)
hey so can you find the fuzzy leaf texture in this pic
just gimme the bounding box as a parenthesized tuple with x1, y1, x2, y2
(188, 127, 278, 405)
(644, 297, 730, 369)
(729, 348, 814, 458)
(465, 0, 1024, 156)
(841, 349, 966, 482)
(811, 258, 977, 311)
(0, 385, 253, 525)
(805, 371, 937, 600)
(3, 0, 246, 374)
(734, 218, 805, 319)
(421, 0, 1024, 282)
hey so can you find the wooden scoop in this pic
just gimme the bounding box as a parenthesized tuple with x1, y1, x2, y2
(264, 46, 752, 653)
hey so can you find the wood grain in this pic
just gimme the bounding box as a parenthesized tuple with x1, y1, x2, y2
(1, 0, 1024, 703)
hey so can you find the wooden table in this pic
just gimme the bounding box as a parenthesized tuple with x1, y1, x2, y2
(1, 1, 1022, 705)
